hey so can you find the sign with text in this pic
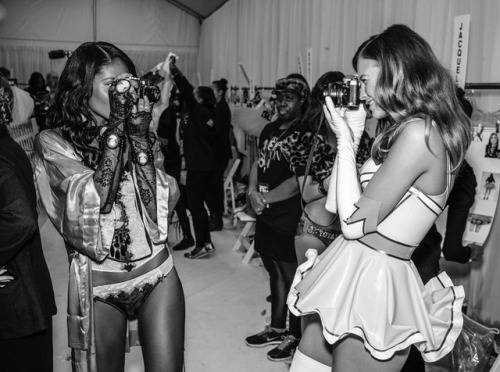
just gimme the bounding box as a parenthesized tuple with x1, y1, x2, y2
(306, 48, 313, 87)
(296, 55, 303, 75)
(451, 14, 470, 89)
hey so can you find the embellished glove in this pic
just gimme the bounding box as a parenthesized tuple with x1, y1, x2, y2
(108, 77, 135, 126)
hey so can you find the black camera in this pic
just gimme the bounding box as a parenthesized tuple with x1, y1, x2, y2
(115, 77, 161, 104)
(323, 75, 361, 109)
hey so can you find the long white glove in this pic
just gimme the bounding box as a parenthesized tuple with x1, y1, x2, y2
(323, 97, 371, 239)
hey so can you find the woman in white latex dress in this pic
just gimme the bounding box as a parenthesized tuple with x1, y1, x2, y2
(287, 24, 471, 372)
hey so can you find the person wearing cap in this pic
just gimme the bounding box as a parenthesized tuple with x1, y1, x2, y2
(245, 73, 309, 362)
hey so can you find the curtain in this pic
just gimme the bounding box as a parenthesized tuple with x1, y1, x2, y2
(199, 0, 500, 112)
(0, 0, 200, 85)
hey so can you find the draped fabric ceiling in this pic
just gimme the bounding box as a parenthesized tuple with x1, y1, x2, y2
(0, 0, 201, 84)
(199, 0, 500, 112)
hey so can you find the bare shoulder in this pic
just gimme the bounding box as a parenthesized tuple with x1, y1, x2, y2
(395, 118, 446, 157)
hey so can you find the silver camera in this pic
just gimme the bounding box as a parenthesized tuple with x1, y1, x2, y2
(323, 75, 361, 109)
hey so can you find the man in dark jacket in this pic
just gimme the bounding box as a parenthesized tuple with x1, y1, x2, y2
(0, 75, 57, 372)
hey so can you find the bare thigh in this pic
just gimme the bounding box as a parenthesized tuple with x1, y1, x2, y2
(94, 300, 128, 372)
(332, 336, 409, 372)
(297, 313, 333, 367)
(295, 234, 327, 265)
(139, 268, 185, 372)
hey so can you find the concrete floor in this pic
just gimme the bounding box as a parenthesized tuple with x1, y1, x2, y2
(39, 212, 290, 372)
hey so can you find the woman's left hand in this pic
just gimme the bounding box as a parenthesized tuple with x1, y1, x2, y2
(126, 95, 152, 138)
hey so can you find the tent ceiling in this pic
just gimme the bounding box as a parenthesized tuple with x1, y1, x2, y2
(165, 0, 229, 21)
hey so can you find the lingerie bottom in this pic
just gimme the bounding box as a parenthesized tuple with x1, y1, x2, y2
(295, 211, 340, 247)
(94, 275, 164, 319)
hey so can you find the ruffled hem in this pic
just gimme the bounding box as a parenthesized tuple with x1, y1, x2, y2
(287, 243, 464, 362)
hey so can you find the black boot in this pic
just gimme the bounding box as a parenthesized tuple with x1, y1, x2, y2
(173, 236, 195, 251)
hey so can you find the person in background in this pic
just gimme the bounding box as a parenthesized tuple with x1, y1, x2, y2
(288, 24, 470, 371)
(25, 71, 50, 130)
(245, 73, 309, 362)
(45, 71, 59, 101)
(167, 54, 217, 259)
(288, 71, 345, 266)
(0, 75, 57, 372)
(207, 78, 233, 231)
(157, 90, 195, 251)
(34, 41, 184, 371)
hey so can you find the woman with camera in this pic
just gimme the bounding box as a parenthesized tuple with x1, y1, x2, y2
(34, 41, 184, 372)
(287, 24, 469, 371)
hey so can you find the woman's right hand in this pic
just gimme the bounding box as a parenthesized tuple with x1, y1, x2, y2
(108, 73, 136, 123)
(323, 96, 366, 145)
(0, 267, 14, 288)
(248, 191, 267, 215)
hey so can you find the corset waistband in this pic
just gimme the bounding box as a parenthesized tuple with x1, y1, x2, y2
(358, 233, 416, 261)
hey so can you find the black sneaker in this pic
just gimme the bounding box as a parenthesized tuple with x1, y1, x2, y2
(184, 245, 210, 259)
(173, 237, 195, 251)
(245, 326, 286, 348)
(267, 335, 300, 362)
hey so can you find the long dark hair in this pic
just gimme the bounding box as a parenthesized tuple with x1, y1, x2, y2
(352, 24, 471, 172)
(47, 41, 136, 169)
(302, 71, 345, 134)
(27, 72, 46, 95)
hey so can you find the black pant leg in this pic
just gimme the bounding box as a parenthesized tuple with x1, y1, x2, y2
(206, 158, 229, 218)
(261, 254, 288, 329)
(0, 317, 53, 372)
(186, 170, 211, 246)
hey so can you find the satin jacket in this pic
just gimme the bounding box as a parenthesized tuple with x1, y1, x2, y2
(33, 128, 179, 372)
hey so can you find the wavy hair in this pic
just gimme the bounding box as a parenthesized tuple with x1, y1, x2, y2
(302, 71, 345, 134)
(47, 41, 136, 169)
(352, 24, 471, 172)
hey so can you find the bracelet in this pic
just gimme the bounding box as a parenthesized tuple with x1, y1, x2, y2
(98, 127, 125, 150)
(130, 140, 154, 166)
(247, 189, 255, 196)
(318, 179, 328, 196)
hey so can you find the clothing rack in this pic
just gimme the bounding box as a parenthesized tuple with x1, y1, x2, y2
(465, 82, 500, 90)
(230, 86, 274, 91)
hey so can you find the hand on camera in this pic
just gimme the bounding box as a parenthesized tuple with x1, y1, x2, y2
(109, 73, 136, 126)
(323, 96, 367, 145)
(126, 95, 152, 138)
